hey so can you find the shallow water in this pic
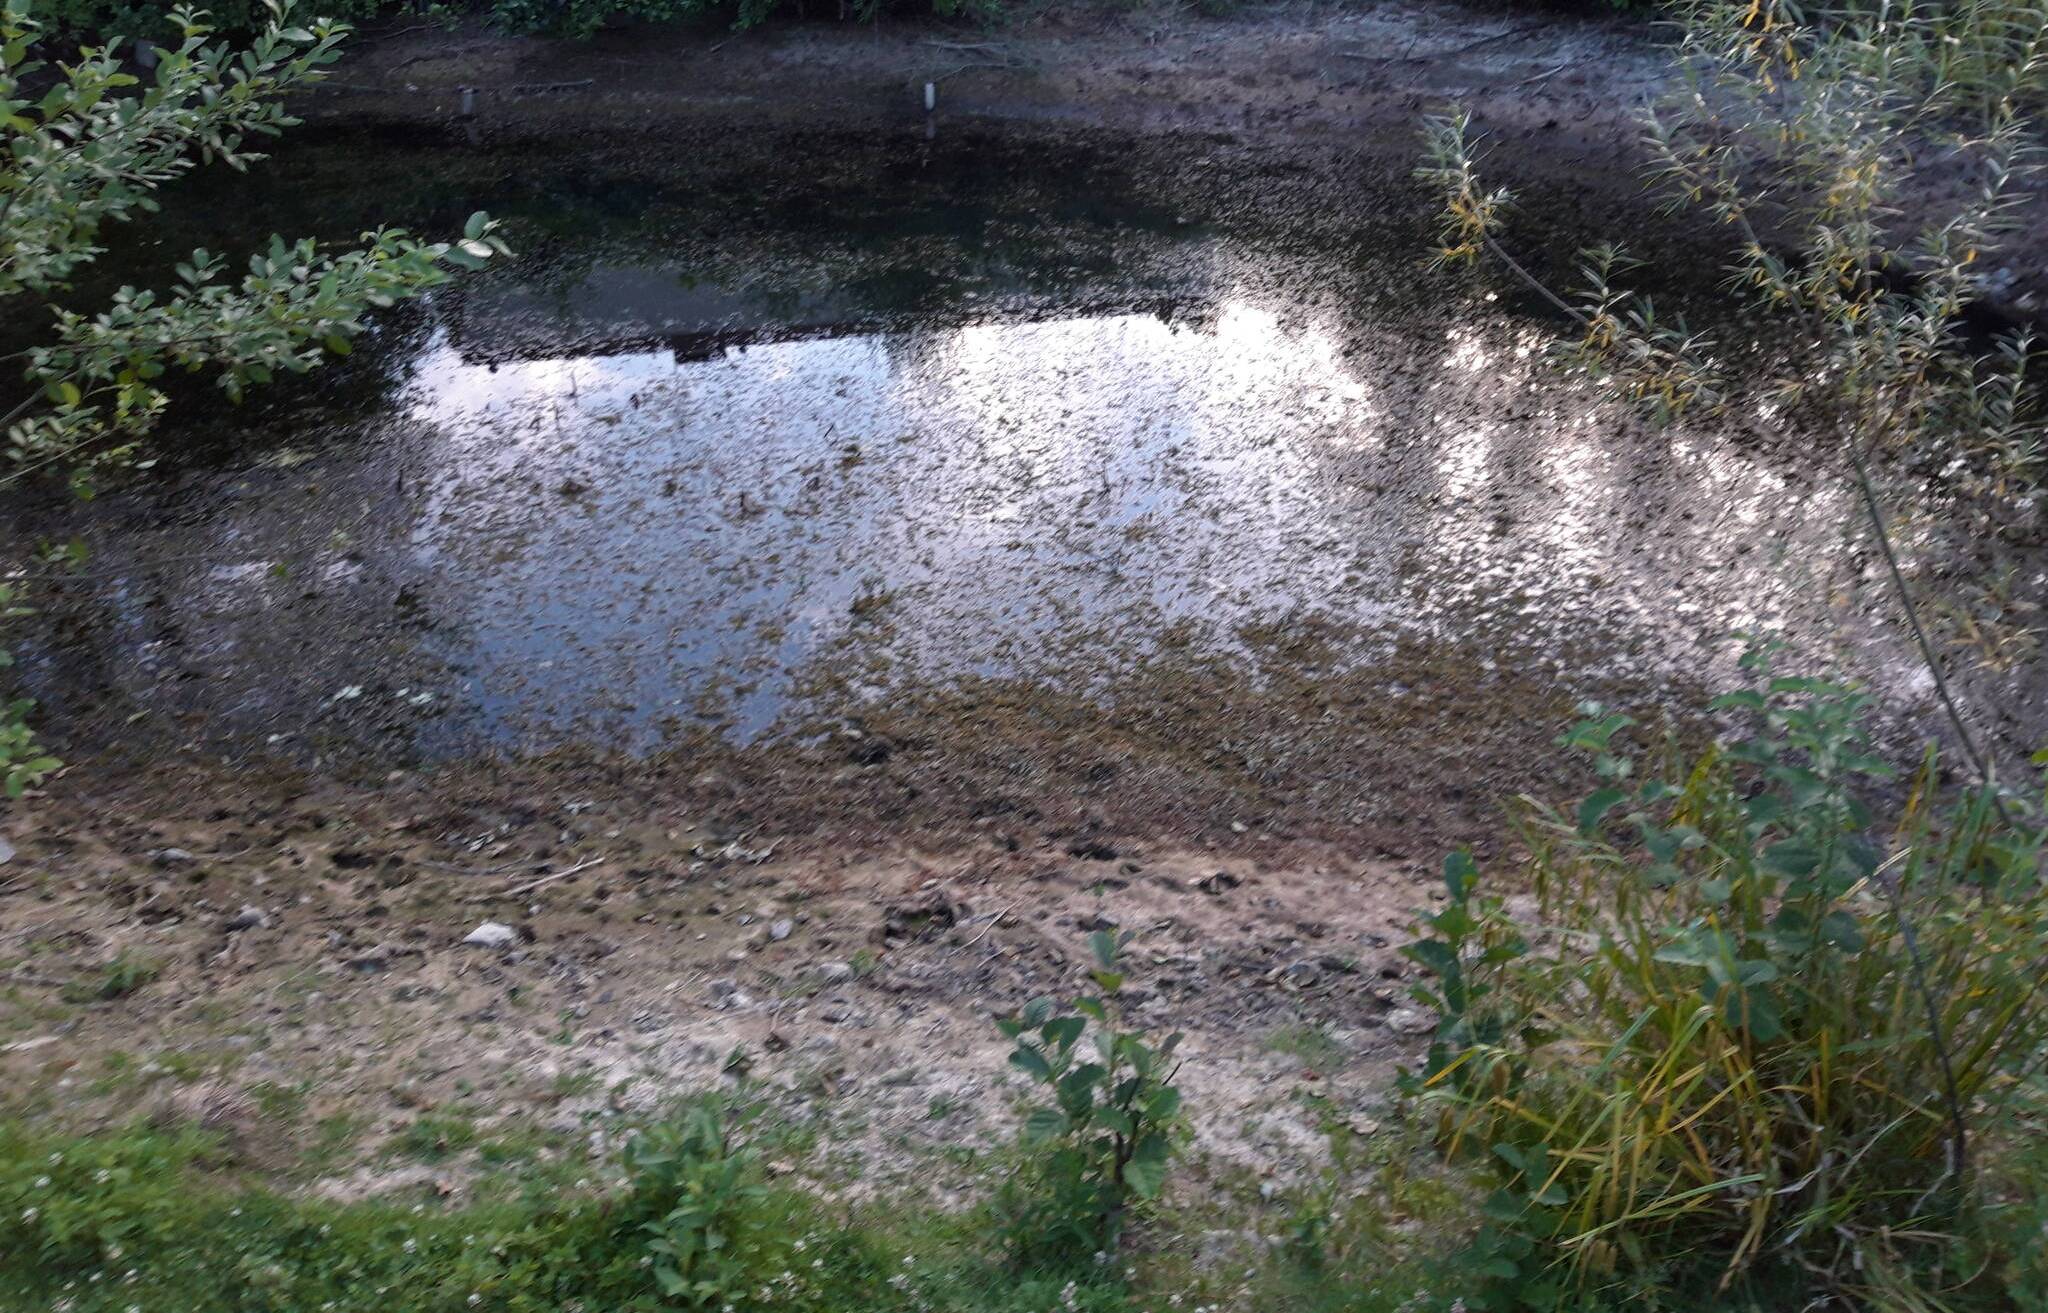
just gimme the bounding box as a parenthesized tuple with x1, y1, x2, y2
(3, 120, 2006, 770)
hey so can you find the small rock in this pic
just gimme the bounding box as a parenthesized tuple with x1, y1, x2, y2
(224, 904, 271, 932)
(462, 921, 518, 949)
(769, 918, 794, 942)
(812, 961, 856, 985)
(1386, 1006, 1435, 1036)
(882, 894, 960, 942)
(151, 847, 197, 868)
(1271, 961, 1321, 990)
(1193, 871, 1240, 895)
(707, 978, 741, 1005)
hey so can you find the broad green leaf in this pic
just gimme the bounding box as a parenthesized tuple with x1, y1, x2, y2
(1123, 1134, 1170, 1198)
(1576, 786, 1627, 835)
(1009, 1046, 1052, 1082)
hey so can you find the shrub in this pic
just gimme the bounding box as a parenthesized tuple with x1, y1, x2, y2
(1400, 649, 2048, 1309)
(2, 0, 505, 789)
(993, 929, 1186, 1266)
(618, 1104, 769, 1309)
(1818, 0, 2048, 117)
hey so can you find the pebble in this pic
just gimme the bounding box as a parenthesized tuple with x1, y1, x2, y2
(151, 847, 197, 868)
(812, 961, 856, 985)
(1386, 1006, 1436, 1036)
(224, 904, 271, 932)
(769, 918, 794, 942)
(462, 921, 518, 949)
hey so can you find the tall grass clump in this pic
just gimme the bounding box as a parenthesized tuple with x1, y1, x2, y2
(1401, 646, 2048, 1310)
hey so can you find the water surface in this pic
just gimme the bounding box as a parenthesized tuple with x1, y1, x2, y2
(4, 121, 2005, 777)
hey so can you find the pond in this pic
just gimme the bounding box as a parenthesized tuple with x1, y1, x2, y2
(2, 117, 2009, 793)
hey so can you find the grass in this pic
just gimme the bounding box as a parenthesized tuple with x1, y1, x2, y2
(60, 953, 156, 1004)
(391, 1112, 482, 1163)
(0, 1110, 1452, 1313)
(1400, 670, 2048, 1310)
(1263, 1022, 1345, 1069)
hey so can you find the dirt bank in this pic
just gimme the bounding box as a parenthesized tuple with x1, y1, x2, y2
(2, 757, 1434, 1198)
(308, 0, 2048, 319)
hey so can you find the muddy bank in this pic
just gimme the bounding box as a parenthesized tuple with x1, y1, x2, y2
(305, 0, 2048, 319)
(0, 757, 1427, 1197)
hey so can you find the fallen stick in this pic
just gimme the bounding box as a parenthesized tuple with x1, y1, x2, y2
(962, 902, 1018, 948)
(469, 856, 607, 902)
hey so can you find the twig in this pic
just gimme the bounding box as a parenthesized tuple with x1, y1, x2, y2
(388, 42, 493, 72)
(963, 902, 1018, 948)
(362, 23, 446, 43)
(468, 855, 606, 902)
(417, 856, 524, 876)
(508, 79, 596, 96)
(1875, 855, 1970, 1199)
(1514, 62, 1570, 89)
(1340, 22, 1547, 66)
(1842, 434, 2010, 823)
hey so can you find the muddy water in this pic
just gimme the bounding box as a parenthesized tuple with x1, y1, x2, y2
(0, 120, 1983, 780)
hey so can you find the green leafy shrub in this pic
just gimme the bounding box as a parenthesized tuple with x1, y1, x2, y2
(994, 929, 1186, 1266)
(1817, 0, 2048, 117)
(4, 1, 511, 489)
(1400, 651, 2048, 1309)
(2, 0, 505, 788)
(0, 584, 59, 797)
(619, 1104, 768, 1308)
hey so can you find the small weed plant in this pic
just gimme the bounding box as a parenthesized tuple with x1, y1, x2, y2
(621, 1104, 767, 1309)
(995, 929, 1186, 1266)
(61, 953, 157, 1003)
(1401, 649, 2048, 1309)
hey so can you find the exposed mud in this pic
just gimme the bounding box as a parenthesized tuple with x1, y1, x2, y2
(302, 0, 2048, 318)
(2, 760, 1430, 1197)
